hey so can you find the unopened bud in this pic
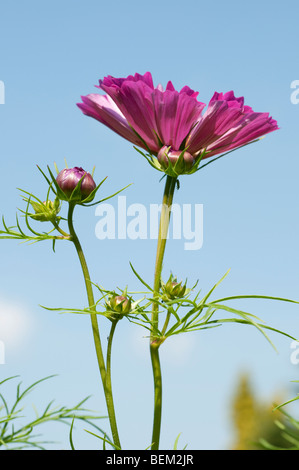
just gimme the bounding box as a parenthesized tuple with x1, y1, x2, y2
(157, 146, 195, 175)
(56, 167, 96, 202)
(163, 274, 187, 299)
(30, 198, 60, 222)
(107, 294, 132, 315)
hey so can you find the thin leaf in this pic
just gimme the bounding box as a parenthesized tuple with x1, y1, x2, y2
(84, 429, 121, 450)
(210, 294, 299, 306)
(197, 139, 261, 171)
(129, 262, 153, 292)
(82, 183, 132, 207)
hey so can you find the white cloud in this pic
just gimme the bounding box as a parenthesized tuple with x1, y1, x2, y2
(162, 333, 196, 366)
(0, 298, 33, 353)
(129, 325, 196, 366)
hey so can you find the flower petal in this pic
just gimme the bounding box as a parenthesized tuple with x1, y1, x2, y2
(99, 72, 205, 153)
(98, 71, 155, 91)
(187, 91, 247, 153)
(100, 74, 160, 153)
(205, 112, 278, 157)
(77, 94, 146, 149)
(152, 88, 205, 150)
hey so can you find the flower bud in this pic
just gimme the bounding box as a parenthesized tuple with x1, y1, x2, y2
(56, 167, 96, 202)
(157, 146, 195, 175)
(162, 274, 187, 299)
(107, 294, 132, 315)
(30, 198, 60, 222)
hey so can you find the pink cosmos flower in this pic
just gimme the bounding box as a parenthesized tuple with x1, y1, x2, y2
(77, 72, 278, 174)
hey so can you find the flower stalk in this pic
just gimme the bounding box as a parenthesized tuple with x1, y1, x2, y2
(67, 202, 121, 449)
(150, 175, 177, 450)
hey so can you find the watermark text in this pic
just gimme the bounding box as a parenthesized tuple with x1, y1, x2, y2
(290, 340, 299, 365)
(95, 196, 203, 251)
(290, 80, 299, 104)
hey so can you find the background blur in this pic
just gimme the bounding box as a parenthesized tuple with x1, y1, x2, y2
(0, 0, 298, 450)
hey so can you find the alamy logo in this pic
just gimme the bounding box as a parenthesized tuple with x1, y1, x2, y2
(290, 340, 299, 365)
(95, 196, 203, 251)
(290, 80, 299, 104)
(0, 81, 5, 104)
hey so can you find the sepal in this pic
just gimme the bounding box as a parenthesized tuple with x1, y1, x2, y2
(134, 146, 210, 177)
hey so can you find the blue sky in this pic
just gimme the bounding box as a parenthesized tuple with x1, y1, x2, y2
(0, 0, 299, 450)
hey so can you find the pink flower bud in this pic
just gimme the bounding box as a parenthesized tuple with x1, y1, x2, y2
(157, 146, 195, 174)
(56, 167, 96, 201)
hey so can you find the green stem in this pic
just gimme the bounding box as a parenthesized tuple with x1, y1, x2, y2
(67, 203, 121, 449)
(52, 220, 71, 238)
(160, 310, 172, 337)
(106, 319, 119, 447)
(150, 175, 177, 450)
(106, 321, 118, 384)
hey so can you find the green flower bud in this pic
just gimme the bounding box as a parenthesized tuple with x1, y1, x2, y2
(106, 294, 132, 316)
(30, 198, 60, 222)
(162, 274, 187, 299)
